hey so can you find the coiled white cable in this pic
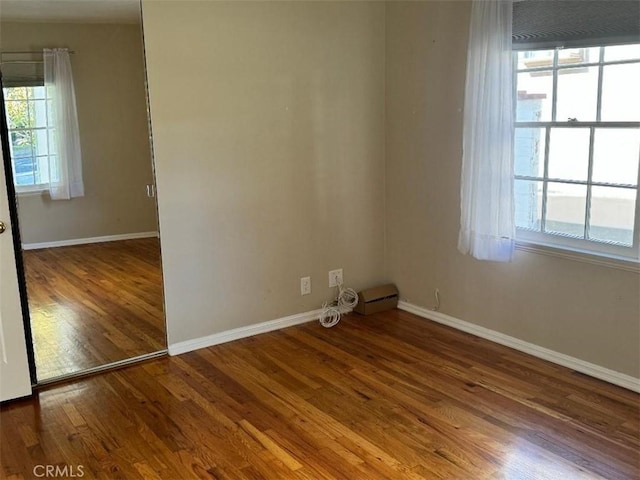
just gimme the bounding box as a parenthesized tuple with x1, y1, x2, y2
(337, 283, 358, 310)
(319, 282, 359, 328)
(319, 302, 341, 328)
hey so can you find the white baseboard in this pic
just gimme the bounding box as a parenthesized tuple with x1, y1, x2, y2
(168, 308, 323, 356)
(398, 301, 640, 393)
(22, 231, 159, 250)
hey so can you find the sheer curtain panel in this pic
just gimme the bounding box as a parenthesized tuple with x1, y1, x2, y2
(458, 0, 515, 262)
(44, 48, 84, 200)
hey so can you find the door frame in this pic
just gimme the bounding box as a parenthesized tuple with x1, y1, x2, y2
(0, 73, 38, 385)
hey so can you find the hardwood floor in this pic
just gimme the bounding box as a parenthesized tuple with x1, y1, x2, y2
(22, 238, 166, 381)
(1, 309, 638, 479)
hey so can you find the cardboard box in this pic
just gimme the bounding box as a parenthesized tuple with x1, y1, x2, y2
(354, 284, 399, 315)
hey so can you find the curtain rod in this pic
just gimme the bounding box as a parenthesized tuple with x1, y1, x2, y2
(0, 60, 44, 65)
(0, 50, 76, 55)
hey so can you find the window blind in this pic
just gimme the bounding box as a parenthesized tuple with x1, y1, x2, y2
(0, 62, 44, 88)
(513, 0, 640, 50)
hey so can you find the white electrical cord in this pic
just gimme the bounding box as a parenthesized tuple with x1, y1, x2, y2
(337, 283, 359, 310)
(319, 282, 359, 328)
(430, 288, 441, 312)
(319, 302, 341, 328)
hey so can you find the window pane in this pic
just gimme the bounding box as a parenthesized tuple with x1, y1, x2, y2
(5, 100, 30, 130)
(35, 156, 50, 185)
(589, 186, 636, 246)
(604, 44, 640, 62)
(10, 130, 33, 154)
(592, 128, 640, 185)
(517, 50, 554, 70)
(4, 87, 26, 101)
(515, 179, 543, 230)
(601, 63, 640, 121)
(556, 66, 598, 121)
(516, 71, 553, 122)
(31, 86, 46, 100)
(545, 182, 587, 238)
(29, 100, 48, 128)
(34, 129, 50, 157)
(548, 128, 590, 181)
(514, 128, 545, 178)
(558, 47, 600, 66)
(13, 156, 36, 186)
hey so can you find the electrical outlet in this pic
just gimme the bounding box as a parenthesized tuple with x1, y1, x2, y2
(300, 276, 311, 295)
(328, 269, 343, 287)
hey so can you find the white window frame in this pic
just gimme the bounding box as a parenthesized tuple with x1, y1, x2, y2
(3, 85, 53, 195)
(513, 45, 640, 264)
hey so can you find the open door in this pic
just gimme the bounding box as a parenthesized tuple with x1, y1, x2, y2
(0, 136, 32, 402)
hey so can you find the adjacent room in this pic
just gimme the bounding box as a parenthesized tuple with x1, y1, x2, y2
(0, 0, 638, 478)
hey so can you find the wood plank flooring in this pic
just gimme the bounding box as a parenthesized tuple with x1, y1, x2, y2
(22, 238, 166, 381)
(1, 309, 638, 479)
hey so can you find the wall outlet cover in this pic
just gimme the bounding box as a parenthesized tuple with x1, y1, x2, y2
(328, 269, 343, 287)
(301, 276, 311, 295)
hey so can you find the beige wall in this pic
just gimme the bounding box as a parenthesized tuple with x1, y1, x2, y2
(142, 1, 386, 345)
(385, 1, 640, 378)
(1, 22, 158, 244)
(141, 0, 638, 378)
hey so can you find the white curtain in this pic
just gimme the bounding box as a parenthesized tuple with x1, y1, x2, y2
(458, 0, 515, 262)
(44, 48, 84, 200)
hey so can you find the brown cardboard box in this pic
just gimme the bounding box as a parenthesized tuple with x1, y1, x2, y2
(354, 284, 399, 315)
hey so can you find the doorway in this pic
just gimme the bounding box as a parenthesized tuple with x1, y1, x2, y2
(0, 1, 167, 383)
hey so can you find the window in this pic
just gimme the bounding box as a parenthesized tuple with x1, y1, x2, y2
(513, 44, 640, 261)
(3, 85, 57, 193)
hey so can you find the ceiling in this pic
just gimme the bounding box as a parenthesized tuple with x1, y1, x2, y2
(0, 0, 140, 24)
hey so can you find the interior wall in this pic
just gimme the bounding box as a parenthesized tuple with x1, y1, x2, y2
(385, 1, 640, 378)
(1, 22, 158, 245)
(142, 1, 386, 345)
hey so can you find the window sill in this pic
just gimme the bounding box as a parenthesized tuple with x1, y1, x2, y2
(15, 186, 48, 197)
(515, 240, 640, 273)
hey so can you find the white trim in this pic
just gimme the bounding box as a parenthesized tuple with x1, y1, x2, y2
(168, 308, 323, 356)
(398, 301, 640, 393)
(15, 186, 48, 196)
(22, 231, 159, 250)
(516, 240, 640, 273)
